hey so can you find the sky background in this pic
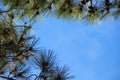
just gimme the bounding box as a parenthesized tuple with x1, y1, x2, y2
(32, 17, 120, 80)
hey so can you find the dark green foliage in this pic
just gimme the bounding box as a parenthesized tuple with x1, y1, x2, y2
(0, 19, 73, 80)
(0, 4, 73, 79)
(0, 0, 120, 23)
(0, 16, 73, 79)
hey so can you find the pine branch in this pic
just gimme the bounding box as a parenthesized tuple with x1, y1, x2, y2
(0, 75, 14, 80)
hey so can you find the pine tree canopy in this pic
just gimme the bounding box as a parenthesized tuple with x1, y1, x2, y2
(0, 0, 120, 23)
(0, 19, 74, 80)
(0, 15, 74, 79)
(0, 0, 119, 80)
(0, 0, 76, 80)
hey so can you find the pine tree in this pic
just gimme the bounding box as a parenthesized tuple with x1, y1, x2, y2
(0, 18, 73, 80)
(1, 0, 119, 80)
(0, 0, 120, 23)
(0, 0, 74, 79)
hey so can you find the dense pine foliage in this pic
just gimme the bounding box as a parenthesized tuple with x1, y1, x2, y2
(0, 0, 75, 80)
(0, 0, 120, 23)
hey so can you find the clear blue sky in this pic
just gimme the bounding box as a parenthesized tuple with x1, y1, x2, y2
(32, 17, 120, 80)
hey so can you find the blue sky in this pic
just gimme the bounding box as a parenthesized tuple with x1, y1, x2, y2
(32, 17, 120, 80)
